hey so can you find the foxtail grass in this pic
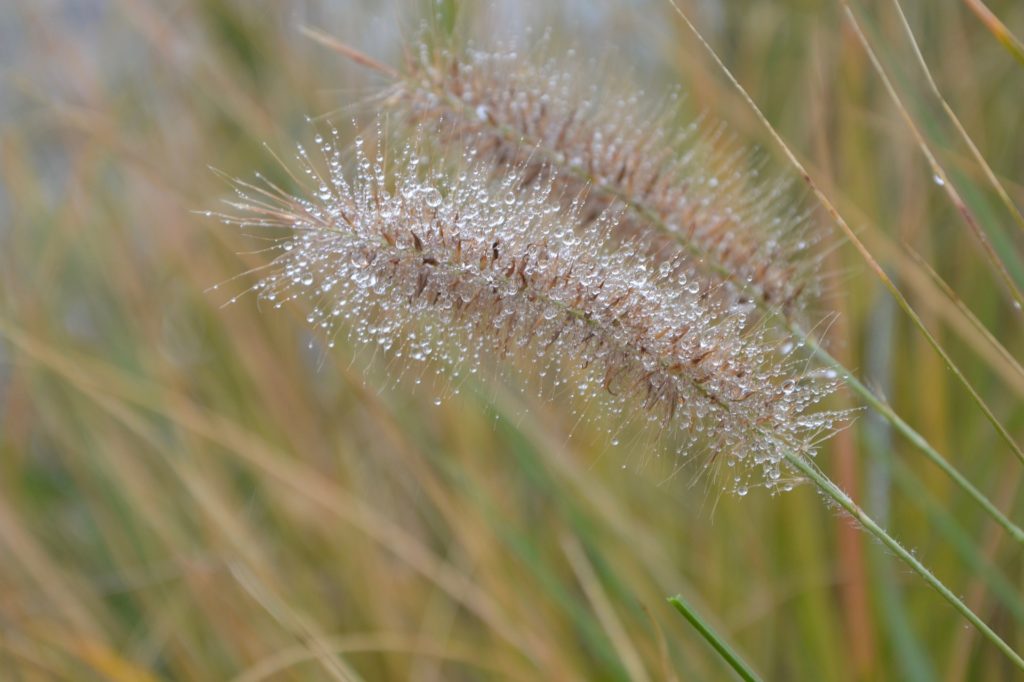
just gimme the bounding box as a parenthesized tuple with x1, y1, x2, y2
(318, 31, 1024, 546)
(218, 126, 845, 493)
(7, 1, 1023, 679)
(254, 27, 1024, 671)
(218, 120, 1023, 672)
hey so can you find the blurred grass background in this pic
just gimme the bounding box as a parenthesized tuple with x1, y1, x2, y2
(1, 0, 1023, 679)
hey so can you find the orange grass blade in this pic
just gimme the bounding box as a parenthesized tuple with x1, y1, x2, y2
(962, 0, 1024, 66)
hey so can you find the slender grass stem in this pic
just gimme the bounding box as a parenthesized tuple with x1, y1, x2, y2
(797, 329, 1024, 545)
(667, 594, 762, 682)
(784, 452, 1024, 671)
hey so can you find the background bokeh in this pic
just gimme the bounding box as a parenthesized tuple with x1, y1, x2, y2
(2, 1, 1023, 679)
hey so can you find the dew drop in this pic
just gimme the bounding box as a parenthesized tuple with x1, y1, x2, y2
(423, 187, 443, 208)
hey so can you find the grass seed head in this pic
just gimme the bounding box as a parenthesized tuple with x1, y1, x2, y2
(219, 125, 845, 493)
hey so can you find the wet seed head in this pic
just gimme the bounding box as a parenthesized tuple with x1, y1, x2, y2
(218, 125, 845, 494)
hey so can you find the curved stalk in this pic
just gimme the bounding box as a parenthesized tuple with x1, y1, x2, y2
(784, 452, 1024, 671)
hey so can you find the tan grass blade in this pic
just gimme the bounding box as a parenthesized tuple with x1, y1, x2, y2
(230, 633, 530, 682)
(905, 245, 1024, 392)
(298, 26, 399, 79)
(961, 0, 1024, 65)
(0, 319, 542, 670)
(844, 3, 1024, 312)
(562, 535, 652, 682)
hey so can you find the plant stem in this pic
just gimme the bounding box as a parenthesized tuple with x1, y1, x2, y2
(667, 594, 762, 682)
(784, 452, 1024, 671)
(796, 328, 1024, 546)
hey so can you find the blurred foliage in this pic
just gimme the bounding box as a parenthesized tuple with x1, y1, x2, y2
(1, 0, 1023, 679)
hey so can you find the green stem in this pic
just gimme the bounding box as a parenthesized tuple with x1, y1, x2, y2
(784, 452, 1024, 671)
(797, 328, 1024, 546)
(667, 594, 762, 682)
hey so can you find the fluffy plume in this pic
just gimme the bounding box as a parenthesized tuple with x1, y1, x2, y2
(377, 43, 822, 318)
(218, 127, 844, 492)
